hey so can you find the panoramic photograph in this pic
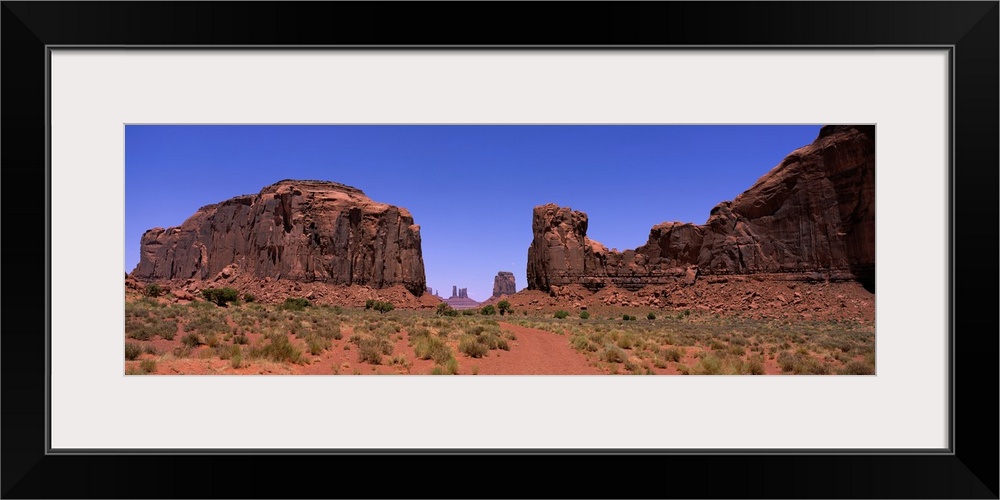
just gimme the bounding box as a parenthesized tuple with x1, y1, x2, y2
(124, 125, 875, 375)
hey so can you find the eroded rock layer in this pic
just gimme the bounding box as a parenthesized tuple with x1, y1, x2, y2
(527, 125, 875, 292)
(132, 180, 427, 296)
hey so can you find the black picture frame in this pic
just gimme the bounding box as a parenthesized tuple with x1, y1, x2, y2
(2, 2, 996, 498)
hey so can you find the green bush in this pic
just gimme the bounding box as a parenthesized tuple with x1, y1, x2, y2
(373, 301, 395, 314)
(623, 314, 631, 321)
(554, 310, 569, 319)
(480, 304, 496, 316)
(436, 303, 455, 316)
(647, 312, 656, 320)
(280, 297, 312, 311)
(365, 299, 376, 310)
(579, 311, 590, 320)
(497, 300, 511, 315)
(202, 287, 239, 306)
(124, 342, 143, 360)
(144, 283, 163, 298)
(242, 293, 256, 303)
(461, 309, 475, 316)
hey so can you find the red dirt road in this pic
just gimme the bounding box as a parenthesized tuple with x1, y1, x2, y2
(468, 322, 603, 375)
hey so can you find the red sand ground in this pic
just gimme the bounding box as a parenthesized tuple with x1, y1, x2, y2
(127, 277, 873, 375)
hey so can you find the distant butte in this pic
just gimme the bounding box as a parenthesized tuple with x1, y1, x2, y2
(443, 286, 480, 310)
(492, 271, 516, 298)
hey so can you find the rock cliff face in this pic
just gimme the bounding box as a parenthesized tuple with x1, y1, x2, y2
(492, 271, 517, 297)
(132, 180, 427, 296)
(527, 125, 875, 292)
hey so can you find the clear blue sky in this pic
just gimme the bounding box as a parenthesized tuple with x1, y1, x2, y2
(125, 125, 822, 301)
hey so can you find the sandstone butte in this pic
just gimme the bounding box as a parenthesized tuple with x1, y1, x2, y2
(131, 179, 427, 296)
(492, 271, 517, 298)
(526, 125, 875, 293)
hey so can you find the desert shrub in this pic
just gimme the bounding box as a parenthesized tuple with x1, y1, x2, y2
(124, 342, 143, 360)
(663, 347, 685, 362)
(497, 300, 511, 316)
(746, 355, 766, 375)
(622, 314, 631, 321)
(316, 323, 342, 340)
(352, 328, 393, 362)
(647, 312, 656, 320)
(181, 332, 202, 347)
(459, 335, 489, 358)
(138, 359, 157, 374)
(205, 332, 220, 348)
(480, 304, 496, 316)
(233, 333, 249, 345)
(777, 352, 829, 375)
(159, 323, 177, 340)
(248, 333, 302, 364)
(144, 283, 163, 298)
(230, 346, 243, 369)
(143, 344, 158, 356)
(365, 299, 376, 310)
(307, 336, 332, 355)
(709, 339, 727, 351)
(202, 287, 239, 307)
(478, 332, 508, 351)
(356, 337, 385, 364)
(414, 336, 452, 364)
(408, 327, 431, 341)
(554, 310, 569, 319)
(460, 309, 474, 316)
(840, 360, 875, 375)
(692, 355, 722, 375)
(184, 312, 228, 337)
(242, 293, 256, 303)
(436, 303, 455, 316)
(615, 332, 637, 350)
(373, 301, 395, 314)
(579, 311, 590, 320)
(430, 358, 460, 375)
(624, 358, 644, 373)
(442, 357, 459, 374)
(281, 297, 312, 311)
(630, 315, 637, 321)
(571, 334, 597, 353)
(601, 343, 627, 363)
